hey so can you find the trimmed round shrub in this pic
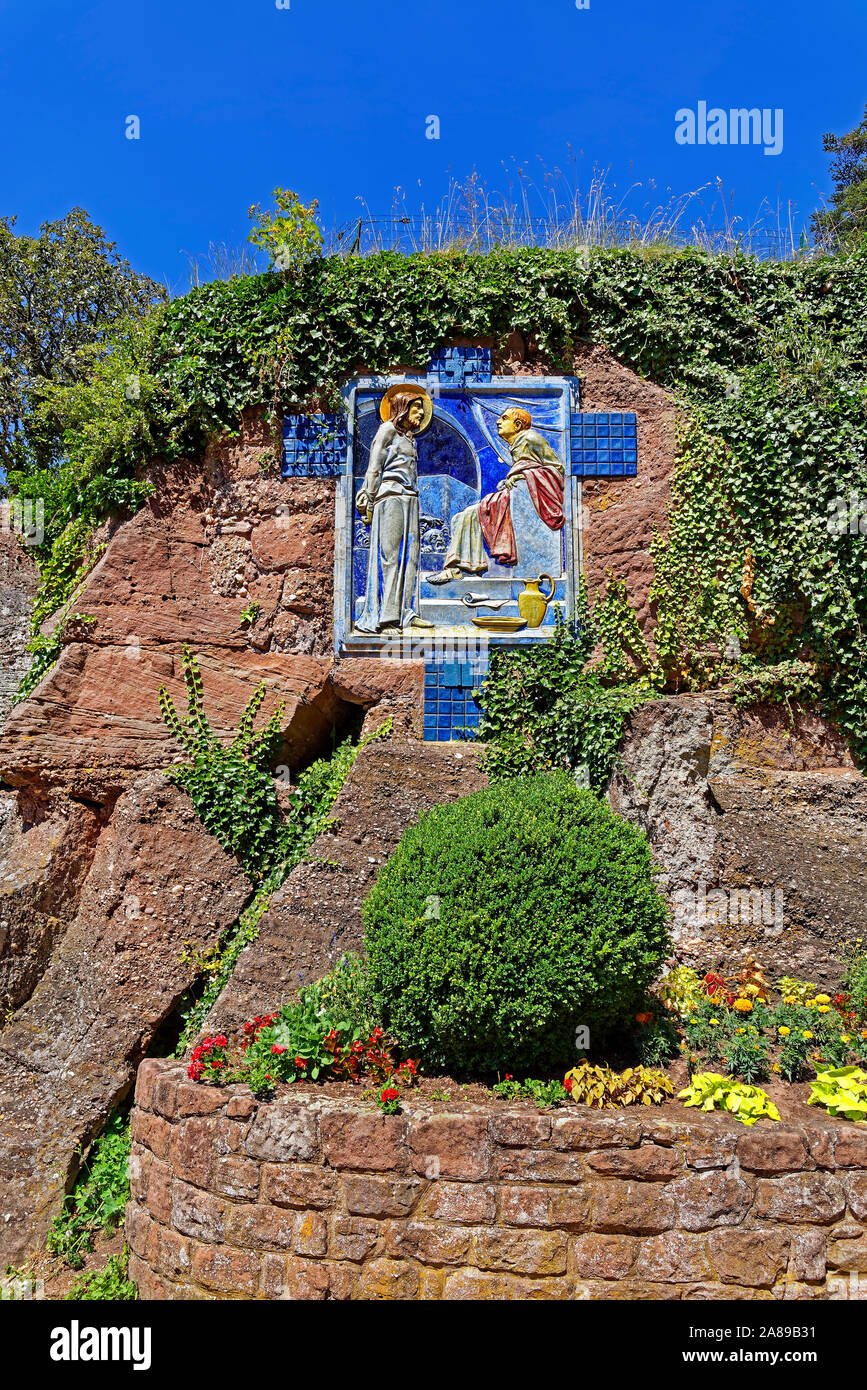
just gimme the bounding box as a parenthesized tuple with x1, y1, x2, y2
(362, 773, 671, 1074)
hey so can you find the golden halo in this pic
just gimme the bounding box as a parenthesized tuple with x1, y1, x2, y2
(379, 383, 433, 433)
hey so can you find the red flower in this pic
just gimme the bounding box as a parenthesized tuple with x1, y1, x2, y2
(271, 1045, 286, 1055)
(564, 1077, 573, 1092)
(381, 1088, 399, 1102)
(295, 1057, 308, 1069)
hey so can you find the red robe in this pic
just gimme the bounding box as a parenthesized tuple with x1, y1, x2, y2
(478, 431, 565, 567)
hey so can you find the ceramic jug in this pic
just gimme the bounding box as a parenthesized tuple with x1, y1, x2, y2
(517, 574, 555, 629)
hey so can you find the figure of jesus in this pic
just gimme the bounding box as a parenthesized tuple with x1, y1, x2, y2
(354, 386, 434, 633)
(427, 407, 565, 582)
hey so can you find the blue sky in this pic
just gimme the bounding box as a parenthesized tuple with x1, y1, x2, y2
(1, 0, 865, 288)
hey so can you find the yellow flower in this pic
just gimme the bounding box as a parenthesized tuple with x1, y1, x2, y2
(733, 998, 753, 1013)
(802, 1031, 814, 1040)
(710, 1018, 719, 1026)
(860, 1030, 867, 1041)
(778, 1026, 791, 1036)
(815, 994, 831, 1005)
(805, 999, 818, 1009)
(842, 1034, 851, 1043)
(771, 1063, 782, 1074)
(745, 984, 760, 996)
(783, 995, 797, 1005)
(735, 1028, 745, 1035)
(817, 1005, 831, 1014)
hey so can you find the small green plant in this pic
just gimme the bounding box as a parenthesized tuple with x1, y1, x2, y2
(563, 1062, 674, 1108)
(239, 601, 261, 627)
(247, 188, 323, 274)
(65, 1248, 138, 1301)
(807, 1067, 867, 1123)
(492, 1077, 570, 1107)
(46, 1113, 131, 1269)
(657, 966, 705, 1019)
(679, 1073, 781, 1126)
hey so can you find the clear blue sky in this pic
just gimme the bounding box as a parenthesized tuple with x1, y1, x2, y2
(1, 0, 864, 288)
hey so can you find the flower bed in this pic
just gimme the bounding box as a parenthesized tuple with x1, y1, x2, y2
(126, 1059, 867, 1302)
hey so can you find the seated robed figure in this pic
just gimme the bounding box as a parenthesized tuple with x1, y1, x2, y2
(427, 406, 565, 583)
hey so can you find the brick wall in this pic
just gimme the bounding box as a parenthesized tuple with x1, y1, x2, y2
(126, 1060, 867, 1301)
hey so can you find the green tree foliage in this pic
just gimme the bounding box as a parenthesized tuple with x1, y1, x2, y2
(362, 774, 671, 1073)
(0, 208, 163, 475)
(811, 105, 867, 250)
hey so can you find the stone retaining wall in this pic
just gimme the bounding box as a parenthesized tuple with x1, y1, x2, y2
(126, 1061, 867, 1300)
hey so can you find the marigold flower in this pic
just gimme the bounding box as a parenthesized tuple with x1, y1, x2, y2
(817, 1005, 831, 1014)
(635, 1012, 653, 1025)
(733, 998, 753, 1013)
(802, 1031, 814, 1040)
(815, 994, 831, 1005)
(778, 1026, 791, 1036)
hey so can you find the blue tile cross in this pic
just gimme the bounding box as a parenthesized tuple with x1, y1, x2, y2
(570, 412, 638, 477)
(423, 658, 488, 742)
(282, 413, 347, 478)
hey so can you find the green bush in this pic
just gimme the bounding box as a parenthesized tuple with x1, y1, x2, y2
(362, 774, 671, 1073)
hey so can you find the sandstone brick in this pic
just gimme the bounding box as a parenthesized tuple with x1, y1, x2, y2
(245, 1101, 319, 1163)
(835, 1131, 867, 1167)
(329, 1216, 382, 1262)
(668, 1171, 753, 1232)
(384, 1220, 472, 1266)
(548, 1187, 593, 1230)
(325, 1262, 354, 1301)
(225, 1202, 297, 1251)
(261, 1163, 338, 1210)
(128, 1144, 151, 1204)
(498, 1185, 553, 1228)
(571, 1233, 637, 1279)
(343, 1174, 422, 1218)
(145, 1157, 174, 1225)
(422, 1181, 496, 1226)
(828, 1238, 867, 1272)
(848, 1173, 867, 1220)
(125, 1203, 158, 1264)
(355, 1257, 420, 1301)
(320, 1111, 405, 1172)
(168, 1117, 217, 1188)
(151, 1073, 180, 1121)
(175, 1082, 229, 1118)
(155, 1226, 192, 1282)
(280, 1257, 331, 1301)
(472, 1228, 568, 1276)
(807, 1129, 835, 1168)
(681, 1133, 739, 1170)
(171, 1180, 227, 1243)
(211, 1156, 261, 1202)
(260, 1252, 290, 1300)
(418, 1268, 446, 1300)
(590, 1182, 676, 1234)
(585, 1143, 683, 1181)
(634, 1232, 714, 1283)
(789, 1229, 827, 1282)
(492, 1147, 586, 1183)
(134, 1058, 163, 1113)
(488, 1112, 552, 1148)
(551, 1114, 641, 1151)
(684, 1282, 775, 1302)
(128, 1253, 178, 1302)
(736, 1129, 809, 1174)
(294, 1211, 328, 1257)
(754, 1173, 847, 1224)
(410, 1114, 490, 1181)
(443, 1267, 572, 1300)
(131, 1110, 172, 1162)
(191, 1241, 261, 1295)
(224, 1096, 255, 1123)
(708, 1228, 790, 1288)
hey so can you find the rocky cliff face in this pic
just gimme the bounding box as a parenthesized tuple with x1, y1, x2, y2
(0, 528, 38, 728)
